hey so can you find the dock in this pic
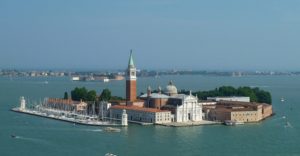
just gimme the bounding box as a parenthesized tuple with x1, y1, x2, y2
(102, 117, 153, 126)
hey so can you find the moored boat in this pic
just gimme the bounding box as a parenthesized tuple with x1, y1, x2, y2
(224, 120, 244, 126)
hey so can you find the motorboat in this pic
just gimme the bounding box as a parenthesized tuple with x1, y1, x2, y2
(11, 134, 18, 138)
(104, 127, 121, 132)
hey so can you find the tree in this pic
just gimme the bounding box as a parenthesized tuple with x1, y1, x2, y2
(70, 87, 98, 102)
(87, 90, 97, 101)
(237, 87, 257, 102)
(71, 87, 88, 101)
(110, 96, 125, 101)
(192, 86, 272, 104)
(64, 92, 69, 99)
(100, 88, 111, 101)
(254, 89, 272, 104)
(218, 86, 236, 96)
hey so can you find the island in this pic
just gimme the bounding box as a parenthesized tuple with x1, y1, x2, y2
(12, 52, 273, 127)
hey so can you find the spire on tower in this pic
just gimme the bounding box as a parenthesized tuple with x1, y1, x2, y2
(147, 86, 152, 91)
(128, 50, 135, 68)
(158, 86, 162, 94)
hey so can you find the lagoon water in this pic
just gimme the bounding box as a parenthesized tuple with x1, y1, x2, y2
(0, 75, 299, 156)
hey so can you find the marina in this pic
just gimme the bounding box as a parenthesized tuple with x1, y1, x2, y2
(11, 97, 127, 127)
(11, 107, 122, 127)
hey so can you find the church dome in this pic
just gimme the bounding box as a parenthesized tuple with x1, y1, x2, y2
(165, 81, 178, 96)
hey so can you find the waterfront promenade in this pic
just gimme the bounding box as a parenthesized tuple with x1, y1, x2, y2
(158, 120, 222, 127)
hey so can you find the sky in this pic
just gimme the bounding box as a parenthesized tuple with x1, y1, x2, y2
(0, 0, 300, 71)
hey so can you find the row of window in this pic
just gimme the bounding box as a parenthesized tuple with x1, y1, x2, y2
(156, 118, 170, 122)
(232, 113, 257, 116)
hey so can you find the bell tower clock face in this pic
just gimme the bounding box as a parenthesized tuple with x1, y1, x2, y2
(131, 71, 135, 76)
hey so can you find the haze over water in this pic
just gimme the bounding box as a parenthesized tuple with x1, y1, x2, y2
(0, 75, 299, 156)
(1, 0, 300, 70)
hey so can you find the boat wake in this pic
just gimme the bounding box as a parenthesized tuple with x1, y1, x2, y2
(11, 135, 51, 144)
(284, 122, 293, 128)
(90, 129, 103, 132)
(83, 129, 103, 132)
(105, 153, 117, 156)
(271, 116, 287, 121)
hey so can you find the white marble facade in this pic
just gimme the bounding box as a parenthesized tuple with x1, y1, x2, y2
(172, 94, 202, 122)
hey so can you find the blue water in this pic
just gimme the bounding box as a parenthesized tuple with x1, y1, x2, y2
(0, 75, 299, 156)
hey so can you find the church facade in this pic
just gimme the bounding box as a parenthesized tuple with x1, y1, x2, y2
(140, 82, 203, 122)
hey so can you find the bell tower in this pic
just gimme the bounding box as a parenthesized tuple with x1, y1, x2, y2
(126, 50, 137, 103)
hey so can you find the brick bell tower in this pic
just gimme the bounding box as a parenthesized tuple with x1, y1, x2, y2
(126, 50, 137, 103)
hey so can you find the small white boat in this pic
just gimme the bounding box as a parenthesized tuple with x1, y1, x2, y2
(224, 120, 244, 126)
(104, 127, 121, 132)
(103, 78, 110, 83)
(235, 121, 244, 125)
(105, 153, 117, 156)
(280, 97, 285, 102)
(72, 76, 80, 81)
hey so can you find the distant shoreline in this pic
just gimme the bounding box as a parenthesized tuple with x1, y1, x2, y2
(1, 69, 300, 78)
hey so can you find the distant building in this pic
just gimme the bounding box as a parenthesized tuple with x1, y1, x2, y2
(204, 101, 273, 122)
(30, 72, 36, 77)
(72, 76, 80, 81)
(76, 101, 88, 112)
(46, 98, 88, 113)
(110, 105, 171, 124)
(199, 100, 217, 106)
(207, 96, 250, 102)
(114, 75, 125, 80)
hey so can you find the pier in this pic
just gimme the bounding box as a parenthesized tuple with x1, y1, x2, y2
(103, 117, 153, 126)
